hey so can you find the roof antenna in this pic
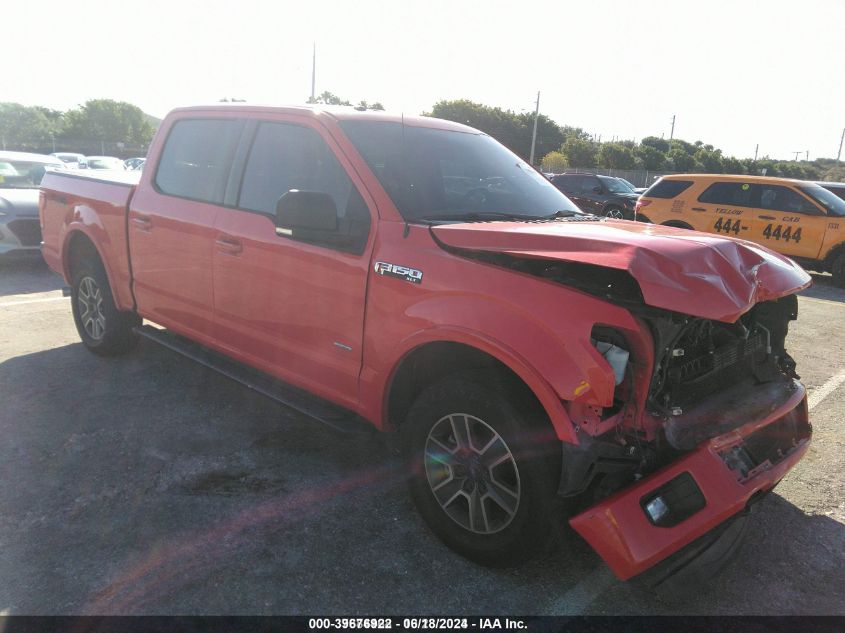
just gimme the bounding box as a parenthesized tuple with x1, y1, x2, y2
(401, 111, 410, 238)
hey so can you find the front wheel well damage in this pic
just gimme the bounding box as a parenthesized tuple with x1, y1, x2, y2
(387, 342, 548, 432)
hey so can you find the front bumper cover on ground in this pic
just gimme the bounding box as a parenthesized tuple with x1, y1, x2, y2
(569, 383, 810, 580)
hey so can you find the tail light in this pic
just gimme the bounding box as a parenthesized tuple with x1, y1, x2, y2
(634, 198, 651, 220)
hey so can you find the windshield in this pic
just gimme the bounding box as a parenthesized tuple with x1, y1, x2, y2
(598, 176, 634, 194)
(0, 158, 61, 188)
(799, 185, 845, 217)
(339, 121, 580, 221)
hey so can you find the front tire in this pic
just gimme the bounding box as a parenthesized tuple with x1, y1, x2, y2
(71, 257, 140, 356)
(402, 372, 562, 566)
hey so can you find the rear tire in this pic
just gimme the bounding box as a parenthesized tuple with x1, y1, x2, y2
(402, 371, 562, 566)
(71, 257, 140, 356)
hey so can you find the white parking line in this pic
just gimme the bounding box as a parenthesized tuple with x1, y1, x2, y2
(808, 368, 845, 411)
(0, 296, 67, 308)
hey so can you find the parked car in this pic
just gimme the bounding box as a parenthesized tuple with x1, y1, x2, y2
(51, 152, 87, 169)
(817, 181, 845, 201)
(0, 151, 64, 258)
(40, 105, 812, 590)
(549, 173, 640, 218)
(615, 177, 648, 194)
(637, 174, 845, 286)
(85, 156, 126, 170)
(124, 157, 146, 170)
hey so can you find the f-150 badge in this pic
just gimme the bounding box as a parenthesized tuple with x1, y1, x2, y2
(374, 261, 423, 284)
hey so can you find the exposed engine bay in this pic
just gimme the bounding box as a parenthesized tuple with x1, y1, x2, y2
(560, 294, 806, 506)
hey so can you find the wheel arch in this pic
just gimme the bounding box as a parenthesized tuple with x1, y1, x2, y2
(382, 337, 578, 445)
(62, 228, 132, 311)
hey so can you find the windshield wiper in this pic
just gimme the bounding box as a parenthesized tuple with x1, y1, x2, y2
(543, 209, 585, 219)
(417, 211, 548, 223)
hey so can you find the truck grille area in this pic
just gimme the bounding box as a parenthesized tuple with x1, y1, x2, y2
(7, 219, 42, 247)
(646, 296, 798, 415)
(719, 404, 811, 482)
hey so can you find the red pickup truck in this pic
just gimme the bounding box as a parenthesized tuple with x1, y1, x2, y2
(40, 105, 812, 589)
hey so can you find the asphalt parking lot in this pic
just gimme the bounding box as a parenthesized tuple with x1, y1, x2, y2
(0, 258, 843, 616)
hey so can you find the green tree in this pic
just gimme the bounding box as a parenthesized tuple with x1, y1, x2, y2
(722, 156, 745, 175)
(635, 144, 666, 170)
(641, 136, 670, 153)
(0, 102, 63, 151)
(61, 99, 154, 148)
(666, 147, 697, 171)
(540, 151, 568, 173)
(597, 142, 638, 169)
(694, 147, 724, 173)
(560, 137, 598, 167)
(307, 91, 352, 106)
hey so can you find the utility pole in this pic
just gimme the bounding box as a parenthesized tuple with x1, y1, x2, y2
(754, 144, 759, 162)
(838, 127, 844, 163)
(792, 151, 801, 161)
(670, 114, 676, 140)
(529, 91, 540, 165)
(310, 43, 316, 102)
(805, 150, 809, 161)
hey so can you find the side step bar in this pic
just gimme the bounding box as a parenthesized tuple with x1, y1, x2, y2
(135, 325, 373, 435)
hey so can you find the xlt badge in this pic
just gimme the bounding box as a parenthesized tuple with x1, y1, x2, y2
(374, 261, 423, 284)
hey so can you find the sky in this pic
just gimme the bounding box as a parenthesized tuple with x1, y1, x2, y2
(4, 0, 844, 160)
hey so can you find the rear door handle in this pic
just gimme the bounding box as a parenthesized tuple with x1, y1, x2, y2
(759, 215, 776, 220)
(216, 234, 243, 255)
(691, 207, 706, 212)
(131, 214, 152, 231)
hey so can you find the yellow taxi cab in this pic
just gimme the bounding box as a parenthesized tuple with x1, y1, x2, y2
(636, 174, 845, 287)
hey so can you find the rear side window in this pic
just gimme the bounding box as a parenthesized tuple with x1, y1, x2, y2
(643, 179, 693, 199)
(698, 182, 755, 207)
(155, 118, 242, 204)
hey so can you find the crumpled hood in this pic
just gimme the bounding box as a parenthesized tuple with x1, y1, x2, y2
(0, 188, 39, 217)
(431, 219, 811, 322)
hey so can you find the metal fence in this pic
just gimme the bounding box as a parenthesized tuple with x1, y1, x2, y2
(1, 138, 149, 160)
(560, 167, 680, 188)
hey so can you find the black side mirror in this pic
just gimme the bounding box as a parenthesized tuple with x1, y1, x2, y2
(592, 186, 602, 194)
(275, 190, 338, 235)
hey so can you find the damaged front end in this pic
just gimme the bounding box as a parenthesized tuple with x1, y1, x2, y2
(563, 295, 812, 581)
(429, 218, 813, 581)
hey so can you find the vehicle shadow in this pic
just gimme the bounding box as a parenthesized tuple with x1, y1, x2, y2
(0, 256, 65, 298)
(801, 272, 845, 303)
(0, 341, 842, 615)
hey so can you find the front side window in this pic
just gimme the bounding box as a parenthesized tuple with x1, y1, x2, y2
(237, 121, 370, 253)
(339, 121, 579, 222)
(155, 118, 242, 204)
(799, 185, 845, 217)
(599, 176, 632, 194)
(580, 176, 601, 194)
(698, 182, 756, 207)
(759, 185, 821, 215)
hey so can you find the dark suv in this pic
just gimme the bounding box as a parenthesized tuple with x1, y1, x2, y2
(549, 173, 640, 219)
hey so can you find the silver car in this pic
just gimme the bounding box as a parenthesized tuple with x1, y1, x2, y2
(0, 151, 64, 258)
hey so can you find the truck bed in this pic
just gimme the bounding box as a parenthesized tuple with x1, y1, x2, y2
(39, 169, 141, 312)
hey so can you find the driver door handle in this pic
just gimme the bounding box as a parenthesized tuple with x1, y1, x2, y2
(131, 214, 152, 231)
(216, 234, 243, 255)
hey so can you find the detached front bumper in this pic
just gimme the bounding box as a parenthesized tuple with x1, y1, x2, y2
(569, 382, 810, 581)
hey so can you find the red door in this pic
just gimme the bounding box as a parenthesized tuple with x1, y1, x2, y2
(129, 117, 243, 342)
(211, 117, 375, 407)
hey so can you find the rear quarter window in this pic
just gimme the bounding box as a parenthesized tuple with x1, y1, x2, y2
(643, 179, 694, 199)
(154, 118, 242, 204)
